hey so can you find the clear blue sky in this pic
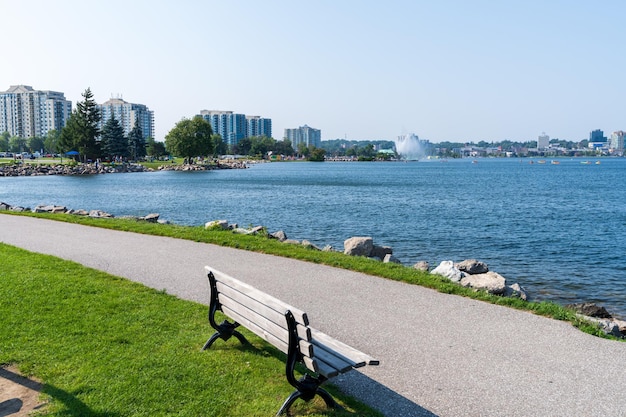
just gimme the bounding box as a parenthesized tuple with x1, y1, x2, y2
(2, 0, 624, 143)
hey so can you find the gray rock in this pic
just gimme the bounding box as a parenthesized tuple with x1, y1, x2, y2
(271, 230, 288, 241)
(322, 245, 334, 252)
(0, 202, 10, 210)
(383, 254, 402, 264)
(565, 303, 612, 319)
(460, 271, 507, 295)
(455, 259, 489, 274)
(344, 236, 374, 257)
(413, 261, 430, 271)
(504, 283, 528, 300)
(371, 245, 393, 259)
(141, 213, 160, 223)
(431, 261, 466, 282)
(250, 226, 265, 234)
(302, 240, 321, 250)
(205, 220, 229, 230)
(157, 219, 170, 225)
(283, 239, 301, 245)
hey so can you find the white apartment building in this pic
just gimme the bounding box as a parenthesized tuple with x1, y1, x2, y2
(284, 125, 321, 149)
(610, 131, 625, 154)
(97, 98, 154, 140)
(537, 132, 550, 150)
(0, 85, 72, 138)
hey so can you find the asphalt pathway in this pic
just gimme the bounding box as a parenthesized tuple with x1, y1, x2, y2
(2, 215, 626, 416)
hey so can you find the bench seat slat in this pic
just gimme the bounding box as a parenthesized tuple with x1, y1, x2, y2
(208, 267, 308, 325)
(310, 328, 379, 366)
(216, 282, 301, 329)
(221, 305, 289, 353)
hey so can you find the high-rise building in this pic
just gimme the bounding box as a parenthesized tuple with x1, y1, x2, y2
(97, 98, 154, 140)
(245, 115, 272, 138)
(537, 132, 550, 150)
(0, 85, 72, 138)
(589, 129, 606, 142)
(609, 131, 625, 153)
(200, 110, 272, 147)
(284, 125, 321, 149)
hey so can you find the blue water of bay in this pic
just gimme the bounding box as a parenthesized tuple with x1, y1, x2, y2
(2, 158, 625, 318)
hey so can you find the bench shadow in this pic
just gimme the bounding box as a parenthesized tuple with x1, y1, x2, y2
(0, 367, 122, 417)
(329, 371, 439, 417)
(222, 342, 439, 417)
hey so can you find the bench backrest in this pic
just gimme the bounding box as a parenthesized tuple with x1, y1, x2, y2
(206, 266, 379, 379)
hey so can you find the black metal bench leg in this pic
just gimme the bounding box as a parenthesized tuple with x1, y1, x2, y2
(202, 320, 249, 351)
(276, 387, 338, 416)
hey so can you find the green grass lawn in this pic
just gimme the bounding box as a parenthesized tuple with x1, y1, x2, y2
(0, 243, 382, 416)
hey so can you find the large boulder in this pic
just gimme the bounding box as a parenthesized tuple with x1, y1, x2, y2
(431, 261, 466, 282)
(343, 237, 374, 257)
(460, 271, 507, 295)
(270, 230, 288, 241)
(141, 213, 160, 223)
(205, 220, 229, 230)
(371, 245, 393, 260)
(413, 261, 430, 271)
(565, 303, 612, 319)
(455, 259, 489, 275)
(504, 283, 528, 300)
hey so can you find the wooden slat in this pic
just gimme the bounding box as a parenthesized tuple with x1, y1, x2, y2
(311, 345, 356, 374)
(216, 282, 290, 329)
(306, 357, 339, 378)
(221, 305, 289, 353)
(207, 266, 309, 325)
(220, 293, 289, 344)
(310, 328, 379, 366)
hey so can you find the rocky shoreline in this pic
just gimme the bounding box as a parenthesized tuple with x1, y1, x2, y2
(0, 160, 248, 176)
(2, 201, 624, 337)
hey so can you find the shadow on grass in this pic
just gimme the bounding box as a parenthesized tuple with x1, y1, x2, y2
(0, 367, 122, 417)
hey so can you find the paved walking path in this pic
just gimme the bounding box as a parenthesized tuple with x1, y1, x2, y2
(2, 215, 626, 416)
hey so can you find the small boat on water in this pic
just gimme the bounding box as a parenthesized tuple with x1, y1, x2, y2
(595, 160, 601, 165)
(551, 160, 560, 165)
(538, 160, 546, 164)
(581, 161, 591, 165)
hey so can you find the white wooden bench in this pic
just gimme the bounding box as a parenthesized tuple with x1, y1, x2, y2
(202, 266, 379, 416)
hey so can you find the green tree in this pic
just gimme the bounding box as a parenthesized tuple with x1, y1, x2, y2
(308, 146, 326, 161)
(146, 137, 167, 158)
(212, 134, 227, 156)
(274, 138, 294, 156)
(128, 119, 146, 160)
(233, 137, 251, 155)
(0, 132, 10, 152)
(27, 136, 45, 154)
(59, 88, 101, 161)
(249, 136, 275, 157)
(165, 116, 213, 162)
(44, 130, 61, 154)
(9, 136, 27, 153)
(297, 142, 310, 158)
(100, 116, 128, 159)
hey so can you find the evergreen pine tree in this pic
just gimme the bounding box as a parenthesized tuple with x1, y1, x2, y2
(100, 116, 129, 159)
(59, 88, 101, 161)
(128, 119, 146, 160)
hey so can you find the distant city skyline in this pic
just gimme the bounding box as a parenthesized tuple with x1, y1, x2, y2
(2, 1, 625, 143)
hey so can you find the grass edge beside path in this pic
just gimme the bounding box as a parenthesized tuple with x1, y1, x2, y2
(1, 211, 618, 341)
(0, 242, 382, 417)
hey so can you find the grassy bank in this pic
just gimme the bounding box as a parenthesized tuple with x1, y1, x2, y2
(2, 211, 613, 340)
(0, 243, 381, 416)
